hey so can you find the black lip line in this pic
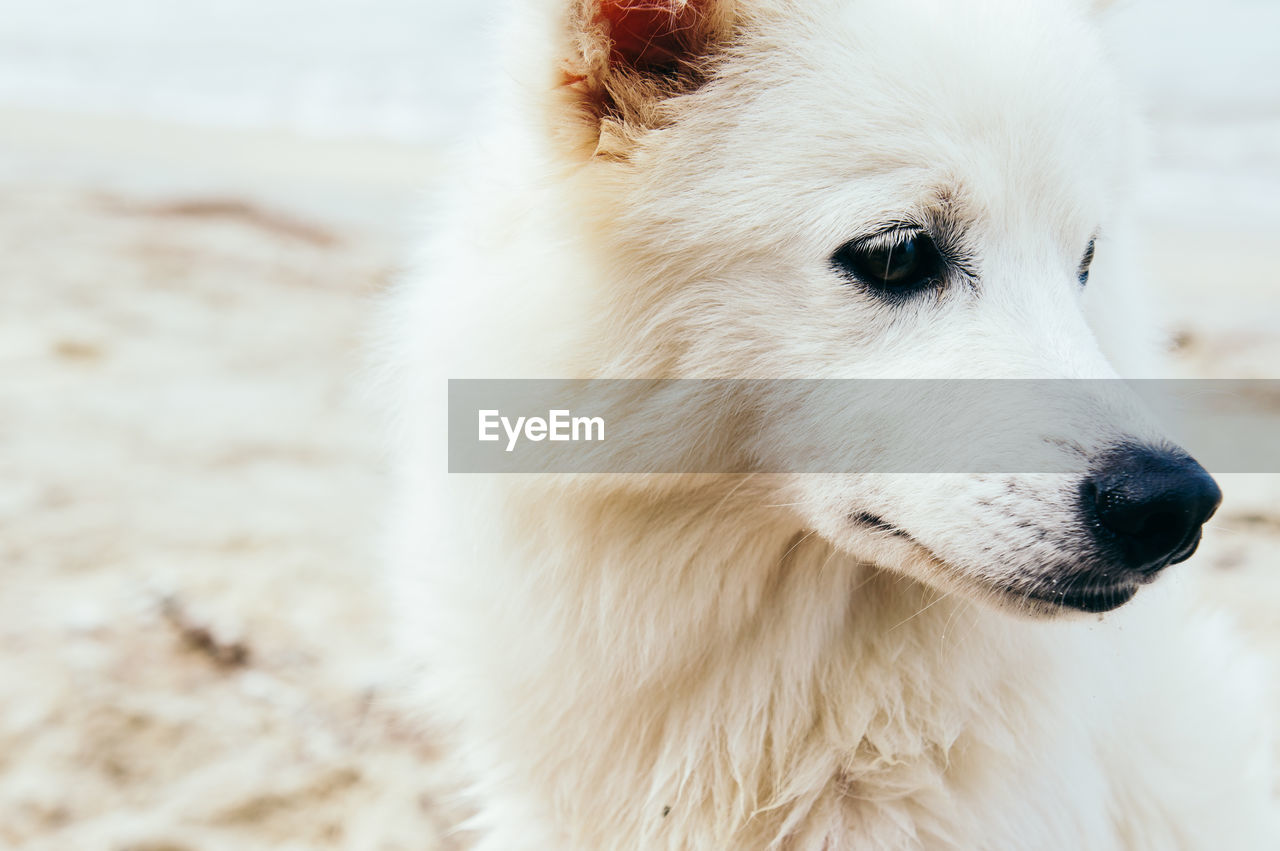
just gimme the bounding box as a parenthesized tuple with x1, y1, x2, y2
(850, 511, 913, 540)
(1022, 581, 1139, 613)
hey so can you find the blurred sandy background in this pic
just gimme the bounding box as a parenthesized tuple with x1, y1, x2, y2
(0, 1, 1277, 848)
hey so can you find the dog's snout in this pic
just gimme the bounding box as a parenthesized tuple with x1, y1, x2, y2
(1086, 445, 1222, 576)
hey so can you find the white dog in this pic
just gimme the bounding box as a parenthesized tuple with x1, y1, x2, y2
(380, 1, 1277, 847)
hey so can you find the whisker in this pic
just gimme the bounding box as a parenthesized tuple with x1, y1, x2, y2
(779, 528, 818, 563)
(1204, 521, 1265, 536)
(887, 585, 955, 632)
(709, 473, 757, 517)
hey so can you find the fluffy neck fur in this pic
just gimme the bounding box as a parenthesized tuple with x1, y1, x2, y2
(427, 478, 1103, 851)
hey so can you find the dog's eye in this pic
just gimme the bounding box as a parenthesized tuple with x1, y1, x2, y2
(1077, 238, 1096, 286)
(832, 232, 944, 295)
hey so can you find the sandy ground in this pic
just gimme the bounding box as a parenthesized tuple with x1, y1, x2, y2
(0, 108, 1276, 850)
(0, 113, 458, 850)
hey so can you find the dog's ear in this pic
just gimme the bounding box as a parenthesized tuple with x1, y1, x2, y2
(555, 0, 737, 157)
(595, 0, 729, 71)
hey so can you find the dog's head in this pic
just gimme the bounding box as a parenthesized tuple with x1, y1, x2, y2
(522, 0, 1220, 615)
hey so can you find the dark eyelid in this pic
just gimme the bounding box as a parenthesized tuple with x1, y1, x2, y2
(927, 223, 977, 286)
(1077, 234, 1098, 286)
(838, 212, 977, 289)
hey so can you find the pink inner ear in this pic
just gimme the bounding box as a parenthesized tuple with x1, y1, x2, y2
(599, 0, 706, 71)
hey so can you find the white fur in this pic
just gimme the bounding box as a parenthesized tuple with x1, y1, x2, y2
(378, 1, 1278, 847)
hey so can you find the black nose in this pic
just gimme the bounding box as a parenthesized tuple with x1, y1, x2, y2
(1087, 445, 1222, 576)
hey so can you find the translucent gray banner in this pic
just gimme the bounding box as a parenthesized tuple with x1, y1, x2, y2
(447, 379, 1280, 474)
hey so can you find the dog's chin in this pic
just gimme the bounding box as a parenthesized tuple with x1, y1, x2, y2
(836, 519, 1142, 619)
(902, 552, 1140, 619)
